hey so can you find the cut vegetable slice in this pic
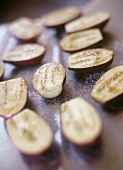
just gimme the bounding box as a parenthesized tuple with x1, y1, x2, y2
(65, 11, 110, 33)
(0, 77, 27, 118)
(6, 109, 53, 155)
(61, 98, 102, 146)
(0, 61, 4, 79)
(33, 62, 66, 98)
(9, 17, 41, 42)
(2, 44, 45, 66)
(68, 48, 113, 71)
(60, 29, 103, 52)
(42, 7, 81, 28)
(91, 65, 123, 104)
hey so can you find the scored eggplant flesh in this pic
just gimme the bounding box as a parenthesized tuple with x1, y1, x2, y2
(65, 12, 110, 33)
(6, 109, 53, 155)
(2, 44, 45, 66)
(68, 48, 113, 70)
(91, 65, 123, 104)
(60, 29, 103, 52)
(0, 77, 27, 118)
(61, 97, 102, 146)
(33, 62, 66, 98)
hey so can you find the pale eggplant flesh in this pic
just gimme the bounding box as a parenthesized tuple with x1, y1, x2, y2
(61, 97, 102, 146)
(9, 17, 41, 42)
(42, 7, 81, 28)
(91, 65, 123, 104)
(33, 62, 66, 98)
(6, 109, 53, 155)
(68, 48, 113, 72)
(0, 77, 28, 118)
(0, 61, 4, 79)
(65, 12, 110, 33)
(60, 29, 103, 52)
(2, 44, 45, 66)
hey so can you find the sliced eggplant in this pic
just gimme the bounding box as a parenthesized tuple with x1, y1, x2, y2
(91, 65, 123, 104)
(65, 11, 110, 33)
(9, 17, 41, 42)
(68, 48, 113, 71)
(59, 29, 103, 52)
(6, 109, 53, 155)
(33, 62, 66, 98)
(2, 44, 45, 66)
(0, 77, 27, 118)
(0, 61, 4, 79)
(61, 98, 102, 146)
(42, 7, 81, 28)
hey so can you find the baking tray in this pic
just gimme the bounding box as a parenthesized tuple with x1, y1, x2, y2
(1, 0, 123, 170)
